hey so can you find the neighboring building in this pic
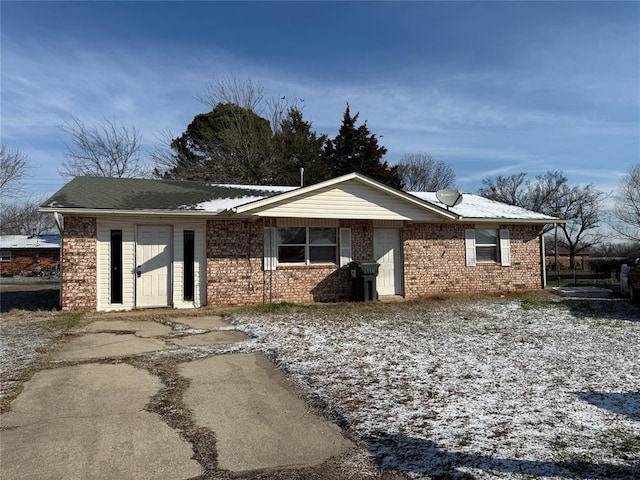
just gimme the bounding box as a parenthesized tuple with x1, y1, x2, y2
(545, 247, 590, 270)
(40, 173, 558, 311)
(0, 234, 61, 277)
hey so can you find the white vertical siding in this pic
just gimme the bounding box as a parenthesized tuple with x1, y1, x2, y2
(122, 226, 135, 310)
(96, 221, 135, 311)
(172, 221, 206, 309)
(194, 226, 206, 307)
(96, 218, 204, 311)
(173, 227, 184, 308)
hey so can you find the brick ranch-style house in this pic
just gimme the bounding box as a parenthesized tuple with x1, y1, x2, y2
(40, 173, 558, 311)
(0, 234, 61, 277)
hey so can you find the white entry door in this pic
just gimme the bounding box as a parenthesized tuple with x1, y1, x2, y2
(374, 228, 401, 296)
(136, 226, 172, 308)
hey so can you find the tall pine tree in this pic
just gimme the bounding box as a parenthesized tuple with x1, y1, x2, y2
(322, 104, 403, 189)
(273, 108, 330, 186)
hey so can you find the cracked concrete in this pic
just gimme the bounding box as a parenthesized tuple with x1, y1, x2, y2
(83, 320, 173, 337)
(181, 352, 353, 472)
(170, 330, 249, 347)
(52, 333, 169, 361)
(2, 314, 354, 477)
(0, 363, 201, 480)
(170, 315, 228, 330)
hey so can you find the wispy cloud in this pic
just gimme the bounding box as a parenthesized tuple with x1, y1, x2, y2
(1, 3, 637, 198)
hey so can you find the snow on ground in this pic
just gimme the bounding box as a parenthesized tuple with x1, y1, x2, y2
(232, 298, 640, 479)
(0, 312, 68, 400)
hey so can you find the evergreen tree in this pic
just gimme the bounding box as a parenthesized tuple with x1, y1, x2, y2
(157, 103, 275, 184)
(273, 108, 330, 186)
(322, 105, 403, 189)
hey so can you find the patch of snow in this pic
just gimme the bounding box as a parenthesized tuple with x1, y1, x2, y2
(180, 184, 297, 212)
(412, 192, 558, 221)
(169, 325, 208, 335)
(189, 195, 270, 212)
(232, 300, 640, 479)
(0, 234, 61, 249)
(0, 315, 61, 399)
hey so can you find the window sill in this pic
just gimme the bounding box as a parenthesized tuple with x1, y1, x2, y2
(277, 264, 338, 271)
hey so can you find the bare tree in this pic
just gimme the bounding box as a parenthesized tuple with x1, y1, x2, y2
(198, 76, 265, 113)
(59, 116, 145, 178)
(478, 172, 528, 207)
(0, 199, 55, 235)
(479, 170, 570, 215)
(197, 75, 301, 132)
(396, 153, 456, 191)
(525, 170, 568, 214)
(479, 170, 605, 267)
(0, 145, 28, 197)
(554, 184, 605, 267)
(150, 127, 178, 178)
(611, 163, 640, 242)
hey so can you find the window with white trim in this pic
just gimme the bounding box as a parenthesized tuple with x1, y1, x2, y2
(465, 228, 511, 267)
(264, 226, 352, 270)
(476, 229, 498, 262)
(277, 227, 337, 264)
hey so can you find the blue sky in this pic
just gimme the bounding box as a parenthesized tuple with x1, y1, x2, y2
(2, 1, 638, 200)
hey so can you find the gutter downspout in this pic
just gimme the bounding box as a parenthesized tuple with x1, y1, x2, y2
(53, 212, 63, 308)
(541, 230, 547, 289)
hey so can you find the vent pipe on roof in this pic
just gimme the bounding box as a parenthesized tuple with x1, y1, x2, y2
(300, 167, 305, 187)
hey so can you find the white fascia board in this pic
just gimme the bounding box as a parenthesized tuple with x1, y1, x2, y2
(39, 207, 226, 217)
(232, 172, 460, 220)
(462, 217, 565, 225)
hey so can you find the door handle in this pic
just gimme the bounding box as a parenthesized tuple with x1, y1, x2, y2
(136, 266, 142, 278)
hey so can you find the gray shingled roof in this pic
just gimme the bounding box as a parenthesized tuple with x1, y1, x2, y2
(41, 177, 291, 211)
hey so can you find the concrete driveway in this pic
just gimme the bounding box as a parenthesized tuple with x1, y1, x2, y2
(0, 314, 353, 479)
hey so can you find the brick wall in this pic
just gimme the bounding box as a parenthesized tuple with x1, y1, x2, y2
(343, 220, 374, 261)
(62, 216, 97, 310)
(403, 223, 543, 298)
(57, 216, 543, 310)
(0, 249, 59, 276)
(205, 220, 543, 306)
(206, 220, 354, 306)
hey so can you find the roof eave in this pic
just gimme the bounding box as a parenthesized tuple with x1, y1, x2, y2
(462, 217, 565, 225)
(39, 207, 228, 217)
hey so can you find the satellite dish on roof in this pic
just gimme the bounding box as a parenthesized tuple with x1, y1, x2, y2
(436, 189, 463, 209)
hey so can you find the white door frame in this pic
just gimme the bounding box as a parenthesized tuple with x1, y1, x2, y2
(135, 225, 172, 308)
(373, 228, 402, 296)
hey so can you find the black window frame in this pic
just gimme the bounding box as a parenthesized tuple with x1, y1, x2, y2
(183, 230, 195, 302)
(110, 230, 123, 304)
